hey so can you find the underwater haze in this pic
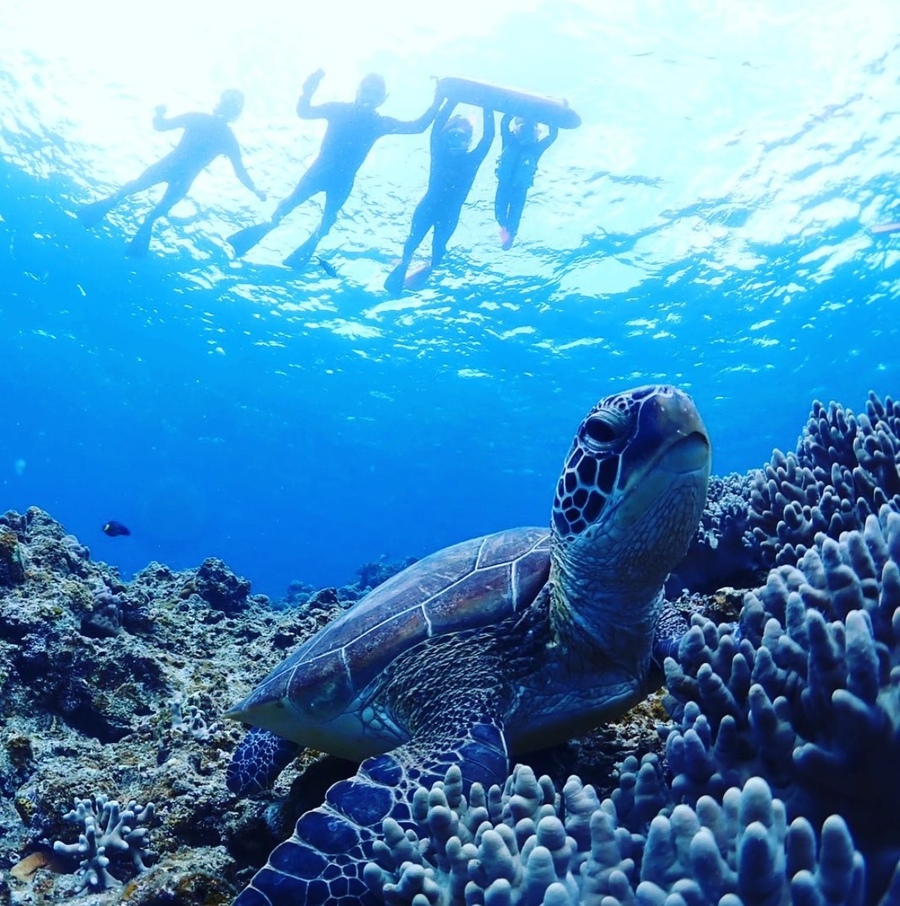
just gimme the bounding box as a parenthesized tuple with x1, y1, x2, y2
(0, 0, 898, 597)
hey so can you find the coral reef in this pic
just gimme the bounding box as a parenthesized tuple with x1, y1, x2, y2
(0, 527, 26, 586)
(668, 473, 762, 596)
(747, 392, 900, 569)
(170, 694, 219, 742)
(355, 556, 419, 597)
(661, 504, 900, 899)
(365, 764, 884, 905)
(673, 392, 900, 593)
(1, 390, 899, 905)
(280, 555, 420, 610)
(188, 557, 253, 614)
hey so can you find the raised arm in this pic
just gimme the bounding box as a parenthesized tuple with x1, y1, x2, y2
(539, 124, 559, 152)
(500, 113, 513, 140)
(471, 107, 496, 161)
(383, 84, 443, 135)
(152, 105, 196, 132)
(296, 68, 338, 120)
(430, 100, 457, 154)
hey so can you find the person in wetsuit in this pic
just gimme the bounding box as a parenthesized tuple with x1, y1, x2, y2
(78, 89, 265, 256)
(383, 100, 495, 295)
(228, 70, 442, 269)
(493, 114, 557, 250)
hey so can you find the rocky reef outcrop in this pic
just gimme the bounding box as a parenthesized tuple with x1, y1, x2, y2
(0, 506, 346, 903)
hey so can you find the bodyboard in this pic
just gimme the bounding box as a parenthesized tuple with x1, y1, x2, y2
(438, 76, 581, 129)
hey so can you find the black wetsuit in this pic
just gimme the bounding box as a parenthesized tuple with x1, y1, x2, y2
(494, 114, 557, 241)
(413, 117, 492, 246)
(147, 113, 246, 192)
(271, 93, 440, 267)
(384, 102, 495, 292)
(279, 103, 435, 216)
(79, 109, 259, 255)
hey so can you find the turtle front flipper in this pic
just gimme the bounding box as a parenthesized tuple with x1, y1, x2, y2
(233, 720, 509, 906)
(227, 726, 303, 796)
(650, 600, 691, 666)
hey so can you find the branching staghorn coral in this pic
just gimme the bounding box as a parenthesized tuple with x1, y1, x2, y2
(662, 503, 900, 901)
(364, 761, 892, 905)
(170, 694, 218, 742)
(52, 793, 155, 892)
(675, 393, 900, 592)
(747, 392, 900, 569)
(668, 473, 762, 596)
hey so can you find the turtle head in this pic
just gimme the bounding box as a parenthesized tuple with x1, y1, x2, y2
(550, 385, 710, 655)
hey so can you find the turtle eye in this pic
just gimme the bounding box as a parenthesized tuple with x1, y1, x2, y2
(583, 417, 616, 443)
(581, 414, 622, 448)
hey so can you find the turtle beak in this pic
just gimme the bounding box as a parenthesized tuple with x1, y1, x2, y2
(630, 387, 710, 479)
(660, 431, 711, 476)
(616, 388, 710, 531)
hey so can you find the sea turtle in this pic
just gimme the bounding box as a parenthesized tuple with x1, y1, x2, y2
(226, 384, 711, 906)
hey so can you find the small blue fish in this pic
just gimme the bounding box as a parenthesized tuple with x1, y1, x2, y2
(316, 256, 338, 278)
(102, 520, 131, 537)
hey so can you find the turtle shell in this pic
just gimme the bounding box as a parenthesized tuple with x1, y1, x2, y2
(226, 526, 550, 756)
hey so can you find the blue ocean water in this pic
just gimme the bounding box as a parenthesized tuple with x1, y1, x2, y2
(0, 1, 897, 598)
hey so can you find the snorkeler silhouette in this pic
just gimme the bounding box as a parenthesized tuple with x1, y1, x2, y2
(494, 114, 557, 250)
(78, 89, 265, 257)
(227, 70, 442, 270)
(383, 100, 495, 295)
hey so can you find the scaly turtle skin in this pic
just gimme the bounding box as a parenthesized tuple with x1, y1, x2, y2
(226, 385, 711, 906)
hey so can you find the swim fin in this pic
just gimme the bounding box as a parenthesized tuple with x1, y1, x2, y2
(404, 263, 433, 291)
(283, 244, 315, 270)
(872, 222, 900, 235)
(227, 222, 274, 256)
(383, 264, 406, 296)
(78, 197, 116, 228)
(127, 223, 153, 257)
